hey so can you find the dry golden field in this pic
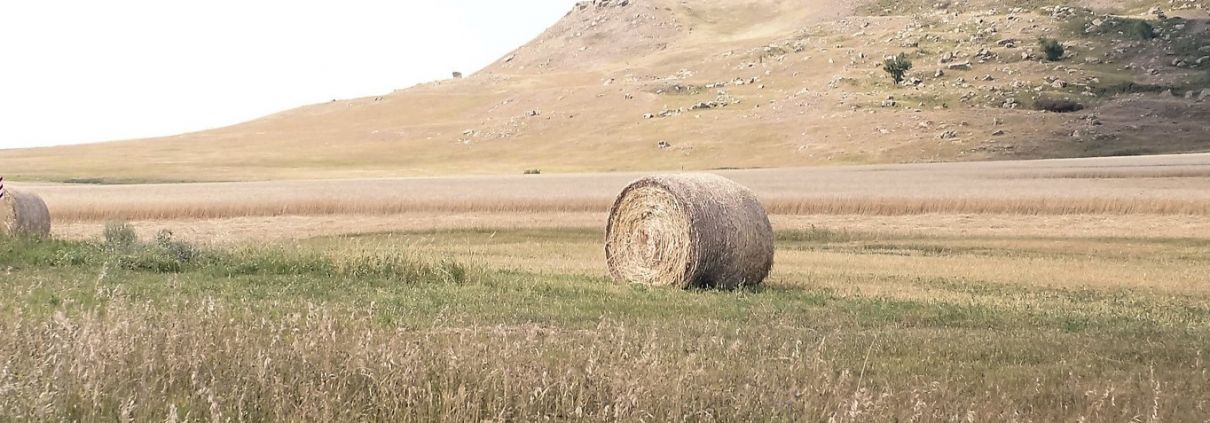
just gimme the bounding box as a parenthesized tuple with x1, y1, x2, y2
(26, 152, 1210, 233)
(4, 154, 1210, 421)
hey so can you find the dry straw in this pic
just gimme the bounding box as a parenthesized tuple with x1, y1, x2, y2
(1, 190, 52, 237)
(605, 173, 774, 289)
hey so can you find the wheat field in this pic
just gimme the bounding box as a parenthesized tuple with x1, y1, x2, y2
(4, 154, 1210, 421)
(23, 153, 1210, 227)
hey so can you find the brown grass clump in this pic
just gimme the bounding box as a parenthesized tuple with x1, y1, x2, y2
(1, 190, 51, 237)
(605, 174, 774, 289)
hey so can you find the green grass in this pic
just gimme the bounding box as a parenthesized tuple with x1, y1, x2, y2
(1, 232, 1208, 421)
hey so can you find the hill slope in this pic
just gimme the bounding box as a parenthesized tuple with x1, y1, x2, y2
(3, 0, 1209, 182)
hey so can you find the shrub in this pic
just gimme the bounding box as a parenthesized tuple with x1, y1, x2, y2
(1133, 21, 1155, 40)
(1040, 38, 1065, 61)
(155, 229, 197, 264)
(882, 53, 914, 84)
(523, 169, 542, 175)
(103, 221, 138, 250)
(1034, 97, 1084, 113)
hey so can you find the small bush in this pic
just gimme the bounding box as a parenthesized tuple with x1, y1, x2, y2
(103, 221, 138, 250)
(155, 230, 197, 264)
(1040, 38, 1065, 61)
(1034, 97, 1084, 113)
(1133, 21, 1155, 40)
(882, 53, 914, 84)
(523, 169, 542, 175)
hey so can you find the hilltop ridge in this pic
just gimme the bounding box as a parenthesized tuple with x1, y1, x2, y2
(2, 0, 1208, 182)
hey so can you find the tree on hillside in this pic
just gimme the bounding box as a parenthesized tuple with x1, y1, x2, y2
(883, 53, 913, 84)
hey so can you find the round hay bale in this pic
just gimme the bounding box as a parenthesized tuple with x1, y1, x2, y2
(605, 173, 774, 289)
(1, 190, 52, 237)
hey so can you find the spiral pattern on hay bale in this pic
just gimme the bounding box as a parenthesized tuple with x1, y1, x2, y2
(605, 174, 774, 289)
(1, 190, 52, 237)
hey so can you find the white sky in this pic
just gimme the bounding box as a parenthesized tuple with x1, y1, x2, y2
(0, 0, 577, 149)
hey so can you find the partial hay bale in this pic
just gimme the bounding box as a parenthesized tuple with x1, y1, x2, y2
(605, 173, 774, 289)
(1, 190, 52, 237)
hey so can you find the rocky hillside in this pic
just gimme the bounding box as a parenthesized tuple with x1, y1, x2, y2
(2, 0, 1208, 182)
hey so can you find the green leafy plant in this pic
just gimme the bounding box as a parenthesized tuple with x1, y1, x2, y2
(1133, 20, 1155, 40)
(1040, 38, 1065, 61)
(103, 221, 138, 250)
(882, 53, 914, 84)
(1034, 97, 1084, 113)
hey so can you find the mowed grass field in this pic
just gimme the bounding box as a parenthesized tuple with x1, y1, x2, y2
(3, 154, 1210, 421)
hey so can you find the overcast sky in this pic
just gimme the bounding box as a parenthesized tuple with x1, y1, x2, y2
(0, 0, 577, 149)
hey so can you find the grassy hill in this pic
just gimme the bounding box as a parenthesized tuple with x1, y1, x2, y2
(2, 0, 1208, 182)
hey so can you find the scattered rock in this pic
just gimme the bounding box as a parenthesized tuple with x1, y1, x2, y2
(690, 96, 736, 110)
(526, 110, 541, 117)
(947, 61, 973, 70)
(882, 96, 897, 107)
(934, 69, 945, 78)
(1002, 98, 1019, 109)
(997, 39, 1018, 48)
(939, 52, 955, 64)
(1051, 80, 1068, 88)
(938, 130, 959, 140)
(1149, 7, 1167, 20)
(992, 129, 1006, 136)
(657, 140, 672, 149)
(1201, 89, 1210, 101)
(575, 0, 630, 10)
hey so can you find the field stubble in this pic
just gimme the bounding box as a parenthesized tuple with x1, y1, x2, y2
(4, 154, 1210, 420)
(1, 224, 1209, 421)
(22, 154, 1210, 226)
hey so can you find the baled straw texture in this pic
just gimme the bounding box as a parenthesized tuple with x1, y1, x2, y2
(605, 173, 774, 289)
(1, 191, 52, 237)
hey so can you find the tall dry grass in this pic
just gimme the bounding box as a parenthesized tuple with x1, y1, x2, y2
(49, 197, 609, 222)
(20, 153, 1210, 222)
(762, 196, 1210, 215)
(3, 226, 1210, 421)
(3, 305, 1205, 422)
(44, 196, 1210, 223)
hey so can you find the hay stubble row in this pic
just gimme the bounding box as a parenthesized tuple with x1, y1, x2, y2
(23, 153, 1210, 224)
